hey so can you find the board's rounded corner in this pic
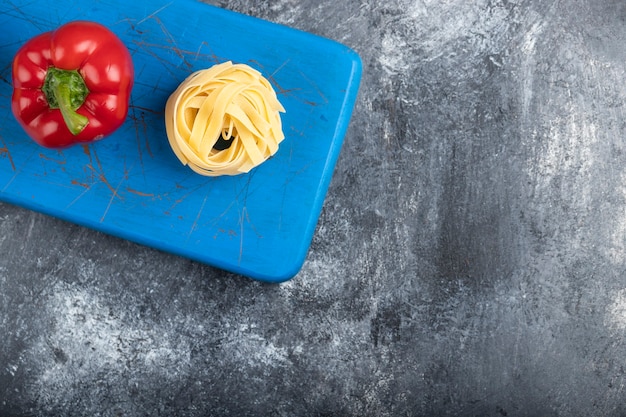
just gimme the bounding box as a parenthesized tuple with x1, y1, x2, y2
(347, 46, 363, 74)
(255, 262, 303, 284)
(250, 248, 309, 284)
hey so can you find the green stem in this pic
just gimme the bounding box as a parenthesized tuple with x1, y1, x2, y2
(42, 67, 89, 135)
(54, 81, 89, 135)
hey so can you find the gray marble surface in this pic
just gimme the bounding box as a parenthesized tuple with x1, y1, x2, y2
(3, 0, 626, 415)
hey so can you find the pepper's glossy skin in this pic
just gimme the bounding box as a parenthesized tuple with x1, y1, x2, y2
(11, 21, 134, 148)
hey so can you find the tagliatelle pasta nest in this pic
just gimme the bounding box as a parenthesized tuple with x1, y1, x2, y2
(165, 61, 286, 176)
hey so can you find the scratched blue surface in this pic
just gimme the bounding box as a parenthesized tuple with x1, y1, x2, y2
(0, 0, 361, 282)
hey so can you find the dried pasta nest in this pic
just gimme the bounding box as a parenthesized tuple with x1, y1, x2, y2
(165, 61, 285, 176)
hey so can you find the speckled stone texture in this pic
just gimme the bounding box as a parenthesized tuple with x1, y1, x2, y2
(3, 0, 626, 416)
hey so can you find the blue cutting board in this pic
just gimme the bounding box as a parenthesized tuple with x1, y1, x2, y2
(0, 0, 361, 282)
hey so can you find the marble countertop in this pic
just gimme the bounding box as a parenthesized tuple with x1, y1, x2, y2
(2, 0, 626, 415)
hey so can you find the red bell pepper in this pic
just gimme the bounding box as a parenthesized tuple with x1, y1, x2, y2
(11, 21, 134, 148)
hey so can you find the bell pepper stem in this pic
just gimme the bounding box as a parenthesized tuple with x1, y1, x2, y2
(42, 67, 90, 136)
(54, 82, 89, 135)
